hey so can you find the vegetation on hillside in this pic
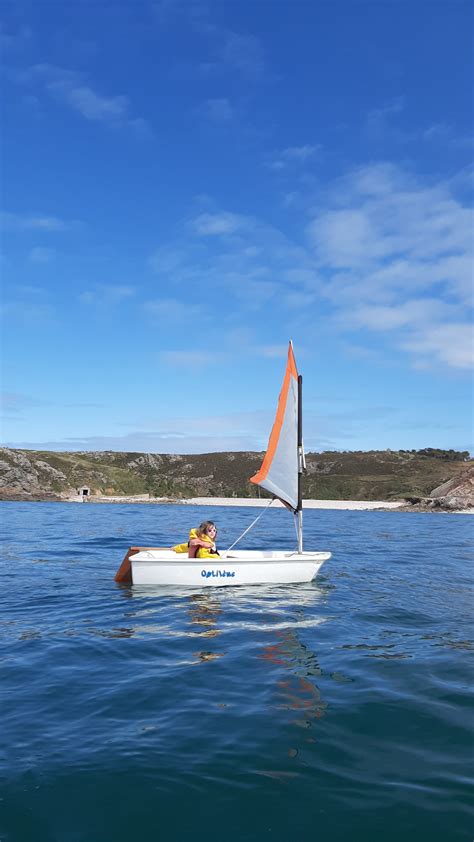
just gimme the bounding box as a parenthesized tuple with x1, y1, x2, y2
(0, 447, 471, 501)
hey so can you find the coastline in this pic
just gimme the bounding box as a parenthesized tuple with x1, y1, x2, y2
(1, 494, 471, 513)
(179, 496, 405, 511)
(64, 494, 472, 513)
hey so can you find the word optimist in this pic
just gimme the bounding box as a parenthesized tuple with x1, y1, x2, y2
(201, 569, 236, 579)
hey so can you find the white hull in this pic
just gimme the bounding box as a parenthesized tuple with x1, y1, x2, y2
(129, 549, 331, 587)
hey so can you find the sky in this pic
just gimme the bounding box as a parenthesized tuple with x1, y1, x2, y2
(1, 0, 473, 455)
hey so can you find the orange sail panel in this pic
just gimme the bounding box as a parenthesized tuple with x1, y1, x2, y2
(250, 343, 299, 510)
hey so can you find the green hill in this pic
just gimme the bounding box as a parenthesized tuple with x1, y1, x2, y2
(0, 446, 471, 502)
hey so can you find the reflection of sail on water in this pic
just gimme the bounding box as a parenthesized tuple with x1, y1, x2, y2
(261, 629, 328, 729)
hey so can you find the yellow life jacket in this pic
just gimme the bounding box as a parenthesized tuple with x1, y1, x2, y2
(172, 528, 218, 558)
(172, 542, 189, 554)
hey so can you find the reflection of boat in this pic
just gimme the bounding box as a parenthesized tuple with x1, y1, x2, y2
(188, 594, 224, 663)
(115, 343, 331, 586)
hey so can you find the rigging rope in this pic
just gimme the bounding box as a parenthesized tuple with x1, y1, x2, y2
(225, 497, 275, 552)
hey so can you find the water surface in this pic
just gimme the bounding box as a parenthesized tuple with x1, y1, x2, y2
(1, 502, 473, 841)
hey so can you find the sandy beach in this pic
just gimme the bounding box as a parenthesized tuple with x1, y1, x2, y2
(63, 494, 472, 513)
(180, 496, 406, 511)
(182, 497, 473, 513)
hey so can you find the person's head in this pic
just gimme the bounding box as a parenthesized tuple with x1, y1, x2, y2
(197, 520, 217, 539)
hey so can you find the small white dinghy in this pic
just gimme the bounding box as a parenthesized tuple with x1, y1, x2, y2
(115, 343, 331, 587)
(126, 549, 330, 587)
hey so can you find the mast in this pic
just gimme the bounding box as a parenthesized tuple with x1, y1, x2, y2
(297, 373, 303, 554)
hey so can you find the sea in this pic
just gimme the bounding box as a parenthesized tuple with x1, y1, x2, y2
(1, 501, 473, 842)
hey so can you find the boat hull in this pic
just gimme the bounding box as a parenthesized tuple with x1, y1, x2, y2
(128, 549, 331, 587)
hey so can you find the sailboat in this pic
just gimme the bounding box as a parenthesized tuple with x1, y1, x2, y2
(115, 342, 331, 586)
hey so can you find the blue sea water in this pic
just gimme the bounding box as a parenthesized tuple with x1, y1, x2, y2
(1, 501, 473, 842)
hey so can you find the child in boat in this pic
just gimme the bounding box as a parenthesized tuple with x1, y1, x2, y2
(172, 521, 220, 559)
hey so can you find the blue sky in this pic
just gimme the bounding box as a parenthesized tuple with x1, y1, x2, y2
(1, 0, 473, 454)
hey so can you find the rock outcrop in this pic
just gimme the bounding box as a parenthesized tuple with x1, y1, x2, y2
(401, 466, 474, 511)
(0, 450, 66, 498)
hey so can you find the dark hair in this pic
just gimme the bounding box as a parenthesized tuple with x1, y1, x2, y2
(197, 520, 217, 537)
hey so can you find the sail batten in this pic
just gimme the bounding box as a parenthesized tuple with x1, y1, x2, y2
(250, 343, 299, 511)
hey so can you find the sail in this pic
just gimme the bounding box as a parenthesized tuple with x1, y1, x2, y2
(250, 343, 299, 511)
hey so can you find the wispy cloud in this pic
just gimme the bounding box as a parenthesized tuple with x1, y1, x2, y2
(201, 97, 236, 123)
(1, 296, 56, 324)
(149, 205, 318, 320)
(1, 211, 70, 231)
(400, 324, 473, 370)
(0, 22, 32, 52)
(154, 1, 269, 83)
(147, 163, 472, 371)
(4, 429, 263, 454)
(0, 391, 46, 414)
(144, 297, 204, 321)
(268, 144, 321, 170)
(153, 0, 208, 28)
(78, 285, 135, 306)
(3, 407, 275, 453)
(28, 247, 56, 264)
(307, 162, 473, 369)
(423, 122, 473, 149)
(158, 350, 221, 368)
(217, 30, 267, 81)
(191, 211, 244, 235)
(365, 98, 472, 149)
(365, 97, 405, 139)
(18, 64, 150, 132)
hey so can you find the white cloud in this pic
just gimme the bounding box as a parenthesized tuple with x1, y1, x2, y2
(144, 297, 203, 321)
(51, 82, 129, 122)
(257, 344, 288, 359)
(28, 247, 56, 263)
(148, 205, 319, 322)
(0, 391, 45, 414)
(423, 123, 473, 149)
(1, 298, 55, 323)
(153, 2, 269, 83)
(4, 430, 263, 454)
(217, 30, 267, 81)
(400, 324, 474, 370)
(269, 144, 321, 170)
(0, 22, 32, 52)
(202, 97, 236, 122)
(365, 97, 405, 139)
(145, 165, 471, 371)
(364, 99, 472, 150)
(349, 299, 457, 331)
(1, 211, 69, 231)
(19, 64, 150, 131)
(78, 285, 135, 306)
(158, 350, 225, 368)
(191, 212, 243, 235)
(307, 162, 473, 369)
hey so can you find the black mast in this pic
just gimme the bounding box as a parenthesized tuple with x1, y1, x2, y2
(297, 373, 303, 552)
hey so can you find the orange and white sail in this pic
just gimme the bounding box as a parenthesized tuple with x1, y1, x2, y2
(250, 342, 299, 511)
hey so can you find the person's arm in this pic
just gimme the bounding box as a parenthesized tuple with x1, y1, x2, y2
(189, 537, 208, 548)
(189, 537, 216, 551)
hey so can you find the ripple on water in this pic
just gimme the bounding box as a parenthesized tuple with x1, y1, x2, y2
(0, 502, 472, 842)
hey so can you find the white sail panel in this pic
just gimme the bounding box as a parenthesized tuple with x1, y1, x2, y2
(250, 343, 299, 510)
